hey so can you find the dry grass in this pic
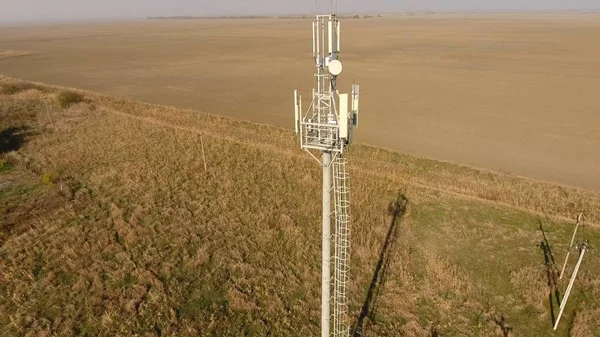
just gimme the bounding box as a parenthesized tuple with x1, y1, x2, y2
(509, 265, 548, 313)
(0, 76, 599, 336)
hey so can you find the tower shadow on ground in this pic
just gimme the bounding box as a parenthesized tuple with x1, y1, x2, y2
(0, 126, 28, 155)
(351, 192, 408, 337)
(538, 220, 561, 327)
(493, 315, 513, 337)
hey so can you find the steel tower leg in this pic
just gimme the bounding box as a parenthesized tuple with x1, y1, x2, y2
(322, 151, 332, 337)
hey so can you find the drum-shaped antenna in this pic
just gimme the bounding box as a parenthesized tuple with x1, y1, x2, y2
(328, 60, 343, 76)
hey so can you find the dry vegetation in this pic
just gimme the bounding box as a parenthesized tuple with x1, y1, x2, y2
(1, 76, 599, 336)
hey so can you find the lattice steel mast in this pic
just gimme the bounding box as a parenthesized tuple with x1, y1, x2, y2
(293, 5, 360, 337)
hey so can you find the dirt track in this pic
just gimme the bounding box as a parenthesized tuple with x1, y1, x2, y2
(1, 14, 599, 190)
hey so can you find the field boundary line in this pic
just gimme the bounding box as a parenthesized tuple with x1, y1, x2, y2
(107, 108, 599, 228)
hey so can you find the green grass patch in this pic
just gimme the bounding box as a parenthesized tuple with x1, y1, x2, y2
(32, 252, 46, 279)
(0, 160, 13, 173)
(179, 284, 228, 319)
(409, 198, 600, 335)
(41, 171, 58, 185)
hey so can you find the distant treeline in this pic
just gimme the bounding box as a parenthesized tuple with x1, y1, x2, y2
(147, 14, 382, 20)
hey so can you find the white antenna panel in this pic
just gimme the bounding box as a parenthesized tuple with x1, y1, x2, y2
(339, 93, 349, 139)
(316, 20, 320, 55)
(337, 21, 341, 52)
(299, 94, 302, 132)
(294, 90, 299, 134)
(352, 84, 360, 126)
(328, 21, 333, 54)
(312, 22, 316, 55)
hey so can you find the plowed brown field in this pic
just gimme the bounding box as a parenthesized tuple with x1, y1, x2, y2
(1, 14, 599, 190)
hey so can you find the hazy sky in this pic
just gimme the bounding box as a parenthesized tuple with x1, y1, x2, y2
(2, 0, 599, 22)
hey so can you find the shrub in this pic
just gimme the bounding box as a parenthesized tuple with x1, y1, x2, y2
(41, 171, 58, 185)
(0, 82, 44, 95)
(1, 84, 21, 95)
(57, 90, 84, 108)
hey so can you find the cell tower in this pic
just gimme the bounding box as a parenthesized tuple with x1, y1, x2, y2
(293, 5, 360, 337)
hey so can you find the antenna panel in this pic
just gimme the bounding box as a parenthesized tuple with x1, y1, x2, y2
(299, 94, 302, 131)
(352, 84, 360, 127)
(337, 21, 341, 52)
(328, 21, 333, 54)
(316, 19, 320, 56)
(312, 21, 316, 55)
(339, 93, 349, 139)
(294, 90, 299, 134)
